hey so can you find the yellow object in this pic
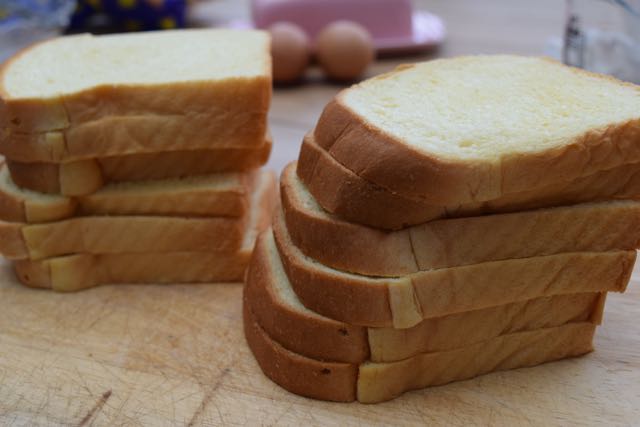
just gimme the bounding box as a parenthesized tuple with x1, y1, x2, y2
(118, 0, 137, 9)
(124, 20, 141, 31)
(86, 0, 101, 9)
(160, 17, 177, 29)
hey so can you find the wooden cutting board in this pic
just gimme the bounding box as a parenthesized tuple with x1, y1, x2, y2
(1, 258, 638, 426)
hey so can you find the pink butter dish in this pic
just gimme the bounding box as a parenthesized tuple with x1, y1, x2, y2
(228, 0, 445, 54)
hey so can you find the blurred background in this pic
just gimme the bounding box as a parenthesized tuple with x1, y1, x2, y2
(1, 0, 638, 171)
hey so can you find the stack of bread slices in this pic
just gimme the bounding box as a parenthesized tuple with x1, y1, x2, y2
(0, 29, 276, 292)
(244, 56, 640, 403)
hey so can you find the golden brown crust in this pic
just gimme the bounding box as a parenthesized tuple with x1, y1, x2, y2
(5, 138, 270, 199)
(0, 115, 269, 163)
(0, 166, 261, 224)
(273, 208, 402, 327)
(0, 194, 25, 222)
(0, 169, 277, 260)
(1, 80, 271, 136)
(314, 67, 640, 205)
(244, 291, 596, 403)
(100, 140, 272, 181)
(357, 322, 596, 403)
(13, 250, 254, 291)
(296, 134, 442, 229)
(244, 227, 604, 364)
(8, 158, 104, 196)
(285, 159, 640, 276)
(12, 257, 51, 289)
(243, 294, 358, 402)
(299, 135, 640, 230)
(7, 160, 61, 193)
(7, 215, 245, 260)
(0, 220, 27, 258)
(282, 163, 418, 276)
(367, 292, 603, 362)
(275, 202, 634, 327)
(10, 172, 276, 291)
(244, 231, 369, 363)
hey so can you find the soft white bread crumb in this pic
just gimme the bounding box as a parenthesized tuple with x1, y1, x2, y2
(343, 56, 639, 160)
(0, 29, 271, 133)
(3, 30, 269, 98)
(315, 55, 640, 204)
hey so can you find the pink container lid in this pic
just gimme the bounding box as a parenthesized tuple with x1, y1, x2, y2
(252, 0, 414, 40)
(228, 0, 445, 54)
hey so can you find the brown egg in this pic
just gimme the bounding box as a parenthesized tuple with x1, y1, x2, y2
(316, 21, 375, 81)
(269, 22, 311, 83)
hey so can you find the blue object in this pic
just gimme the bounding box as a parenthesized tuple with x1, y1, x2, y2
(68, 0, 187, 31)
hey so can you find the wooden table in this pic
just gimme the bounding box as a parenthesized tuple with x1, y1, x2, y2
(2, 1, 639, 425)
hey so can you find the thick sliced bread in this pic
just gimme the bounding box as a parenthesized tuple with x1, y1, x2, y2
(245, 229, 605, 364)
(0, 170, 276, 260)
(0, 164, 263, 223)
(0, 115, 270, 164)
(16, 252, 249, 292)
(13, 187, 274, 292)
(245, 298, 596, 403)
(357, 322, 595, 403)
(1, 128, 271, 166)
(313, 56, 640, 205)
(0, 29, 271, 134)
(282, 162, 640, 276)
(4, 137, 272, 195)
(273, 207, 633, 328)
(298, 136, 640, 229)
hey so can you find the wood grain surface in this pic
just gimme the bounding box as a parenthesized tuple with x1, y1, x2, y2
(1, 260, 639, 426)
(2, 1, 639, 425)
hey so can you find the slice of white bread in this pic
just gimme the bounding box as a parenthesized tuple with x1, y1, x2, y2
(0, 114, 269, 163)
(273, 207, 632, 328)
(15, 252, 251, 292)
(245, 296, 597, 403)
(4, 137, 272, 195)
(0, 170, 276, 260)
(0, 164, 263, 223)
(245, 229, 605, 364)
(13, 189, 274, 292)
(298, 136, 640, 230)
(0, 29, 271, 133)
(282, 163, 640, 277)
(314, 56, 640, 205)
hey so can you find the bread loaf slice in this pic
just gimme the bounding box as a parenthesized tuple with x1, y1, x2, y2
(298, 136, 640, 229)
(15, 252, 251, 292)
(314, 56, 640, 205)
(245, 298, 596, 403)
(245, 229, 605, 364)
(357, 322, 596, 403)
(282, 163, 640, 276)
(0, 170, 276, 260)
(1, 115, 270, 163)
(13, 184, 274, 292)
(0, 29, 271, 134)
(0, 128, 272, 165)
(273, 207, 633, 328)
(0, 164, 263, 223)
(4, 137, 272, 195)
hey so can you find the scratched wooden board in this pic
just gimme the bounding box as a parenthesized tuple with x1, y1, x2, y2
(0, 259, 639, 426)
